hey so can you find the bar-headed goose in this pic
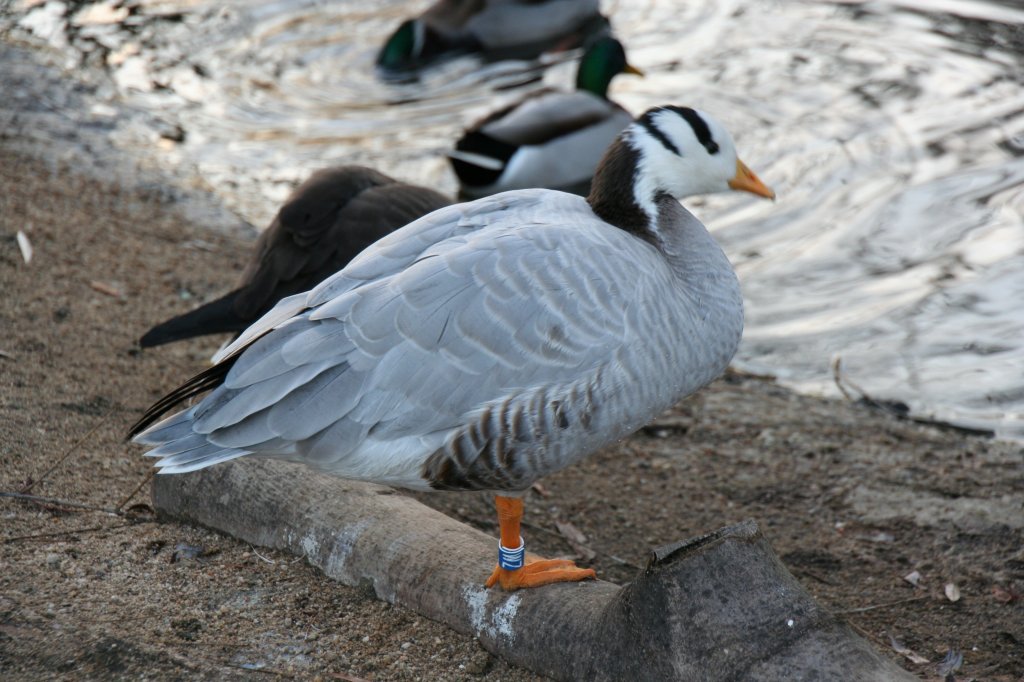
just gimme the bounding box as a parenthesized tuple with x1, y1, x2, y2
(131, 106, 774, 591)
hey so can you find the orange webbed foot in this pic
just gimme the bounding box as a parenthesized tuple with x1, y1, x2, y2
(485, 557, 597, 591)
(486, 494, 596, 590)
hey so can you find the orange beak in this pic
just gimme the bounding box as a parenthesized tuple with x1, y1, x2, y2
(728, 159, 775, 200)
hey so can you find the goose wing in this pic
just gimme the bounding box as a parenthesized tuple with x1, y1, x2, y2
(140, 191, 665, 490)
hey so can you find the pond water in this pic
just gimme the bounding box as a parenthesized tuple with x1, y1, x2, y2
(11, 0, 1024, 438)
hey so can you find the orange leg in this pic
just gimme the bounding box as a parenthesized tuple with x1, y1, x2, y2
(484, 495, 596, 590)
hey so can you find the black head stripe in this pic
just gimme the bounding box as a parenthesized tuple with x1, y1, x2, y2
(667, 106, 720, 154)
(637, 109, 682, 155)
(637, 106, 721, 156)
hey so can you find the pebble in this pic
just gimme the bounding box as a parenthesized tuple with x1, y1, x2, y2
(114, 55, 153, 92)
(18, 2, 69, 50)
(106, 41, 140, 67)
(72, 1, 129, 27)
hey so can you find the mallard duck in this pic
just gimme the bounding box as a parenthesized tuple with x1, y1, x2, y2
(377, 0, 609, 73)
(448, 36, 642, 199)
(130, 105, 774, 590)
(139, 166, 450, 347)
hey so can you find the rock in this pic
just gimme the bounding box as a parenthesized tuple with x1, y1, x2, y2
(18, 1, 69, 50)
(106, 41, 140, 67)
(72, 2, 130, 27)
(113, 55, 153, 92)
(166, 66, 209, 103)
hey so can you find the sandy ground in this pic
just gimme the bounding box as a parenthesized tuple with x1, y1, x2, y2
(1, 147, 1022, 681)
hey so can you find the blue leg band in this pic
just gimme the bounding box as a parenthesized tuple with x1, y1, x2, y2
(498, 537, 525, 570)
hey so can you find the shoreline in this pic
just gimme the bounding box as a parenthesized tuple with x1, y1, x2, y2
(1, 32, 1022, 680)
(3, 144, 1022, 679)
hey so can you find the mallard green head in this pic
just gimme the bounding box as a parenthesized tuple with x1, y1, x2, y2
(575, 37, 643, 98)
(377, 20, 420, 70)
(377, 19, 466, 72)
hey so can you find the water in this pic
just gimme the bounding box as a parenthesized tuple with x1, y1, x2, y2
(10, 0, 1024, 438)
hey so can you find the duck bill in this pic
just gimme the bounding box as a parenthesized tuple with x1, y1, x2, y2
(623, 63, 645, 77)
(728, 159, 775, 199)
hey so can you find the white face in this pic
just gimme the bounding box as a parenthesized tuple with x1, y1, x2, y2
(627, 107, 740, 204)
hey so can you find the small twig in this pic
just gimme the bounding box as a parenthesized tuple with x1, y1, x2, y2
(115, 470, 156, 511)
(20, 414, 110, 493)
(969, 660, 1006, 676)
(844, 618, 889, 650)
(605, 554, 642, 569)
(88, 279, 126, 298)
(154, 638, 251, 649)
(0, 491, 120, 516)
(249, 544, 276, 564)
(831, 356, 993, 437)
(4, 521, 140, 544)
(835, 595, 928, 615)
(831, 356, 857, 402)
(793, 567, 839, 587)
(224, 663, 295, 677)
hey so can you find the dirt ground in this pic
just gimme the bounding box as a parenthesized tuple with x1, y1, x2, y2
(1, 147, 1022, 681)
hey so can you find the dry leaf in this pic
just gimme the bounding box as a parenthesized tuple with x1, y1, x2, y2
(555, 520, 596, 561)
(555, 520, 588, 544)
(944, 582, 961, 603)
(992, 585, 1020, 603)
(889, 635, 930, 664)
(89, 280, 126, 299)
(903, 570, 922, 587)
(16, 230, 32, 264)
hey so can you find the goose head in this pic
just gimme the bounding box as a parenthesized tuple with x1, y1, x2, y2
(575, 37, 644, 98)
(589, 106, 774, 233)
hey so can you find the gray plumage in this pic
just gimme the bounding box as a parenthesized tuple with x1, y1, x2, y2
(377, 0, 609, 72)
(133, 106, 775, 494)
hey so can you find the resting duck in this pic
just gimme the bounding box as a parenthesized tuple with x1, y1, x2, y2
(139, 167, 451, 347)
(131, 105, 774, 590)
(448, 36, 642, 199)
(376, 0, 609, 73)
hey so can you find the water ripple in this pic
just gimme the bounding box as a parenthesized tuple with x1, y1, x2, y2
(19, 0, 1024, 437)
